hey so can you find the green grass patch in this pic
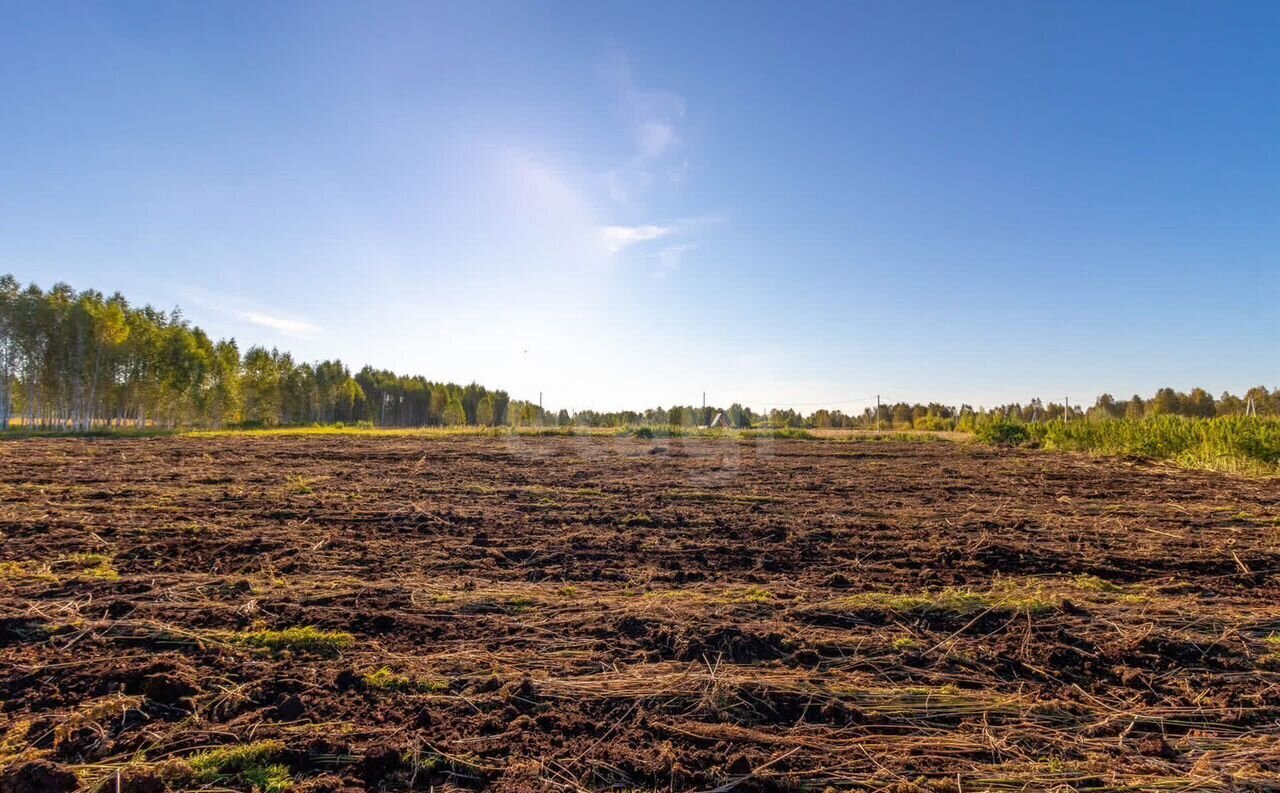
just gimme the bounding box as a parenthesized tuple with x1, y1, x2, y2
(362, 666, 449, 692)
(187, 740, 291, 792)
(1071, 574, 1122, 593)
(0, 560, 56, 582)
(225, 626, 354, 654)
(62, 553, 120, 580)
(1, 554, 119, 583)
(890, 635, 920, 651)
(837, 586, 1058, 616)
(1265, 634, 1280, 658)
(722, 586, 774, 604)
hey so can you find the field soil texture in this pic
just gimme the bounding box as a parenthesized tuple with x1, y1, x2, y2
(2, 435, 1279, 792)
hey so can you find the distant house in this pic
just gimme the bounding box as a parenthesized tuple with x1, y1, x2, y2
(708, 411, 731, 429)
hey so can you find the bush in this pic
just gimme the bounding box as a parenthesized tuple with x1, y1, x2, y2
(912, 416, 954, 431)
(974, 418, 1030, 446)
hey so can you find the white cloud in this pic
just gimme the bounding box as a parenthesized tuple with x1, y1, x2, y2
(600, 224, 672, 254)
(178, 287, 321, 340)
(237, 311, 319, 338)
(601, 52, 688, 206)
(636, 121, 677, 159)
(600, 215, 726, 268)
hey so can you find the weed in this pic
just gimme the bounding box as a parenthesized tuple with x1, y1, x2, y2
(506, 596, 535, 611)
(1265, 635, 1280, 659)
(362, 666, 412, 691)
(1071, 574, 1121, 592)
(0, 561, 55, 581)
(187, 740, 291, 792)
(362, 666, 448, 692)
(838, 587, 1057, 616)
(41, 620, 85, 636)
(1, 554, 119, 582)
(226, 626, 354, 655)
(283, 476, 323, 495)
(62, 553, 120, 581)
(620, 513, 654, 527)
(723, 586, 773, 604)
(891, 636, 920, 651)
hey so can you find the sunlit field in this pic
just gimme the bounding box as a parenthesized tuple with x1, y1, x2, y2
(3, 434, 1278, 791)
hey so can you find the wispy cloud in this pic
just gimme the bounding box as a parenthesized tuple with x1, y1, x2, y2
(598, 215, 727, 280)
(602, 52, 688, 205)
(179, 287, 321, 340)
(238, 311, 319, 338)
(636, 121, 678, 159)
(601, 224, 672, 254)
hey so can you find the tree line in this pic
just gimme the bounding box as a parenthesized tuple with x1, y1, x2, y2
(1, 276, 1275, 432)
(0, 276, 537, 430)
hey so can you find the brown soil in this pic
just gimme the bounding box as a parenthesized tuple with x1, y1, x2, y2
(1, 435, 1278, 791)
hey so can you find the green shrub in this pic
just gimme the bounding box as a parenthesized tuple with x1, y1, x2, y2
(912, 416, 954, 431)
(974, 418, 1030, 446)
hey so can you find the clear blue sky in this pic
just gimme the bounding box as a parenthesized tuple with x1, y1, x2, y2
(2, 2, 1276, 412)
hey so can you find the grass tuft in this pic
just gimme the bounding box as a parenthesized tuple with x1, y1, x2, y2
(838, 587, 1058, 616)
(362, 666, 449, 692)
(226, 626, 354, 654)
(1071, 574, 1121, 592)
(187, 740, 291, 792)
(722, 586, 774, 604)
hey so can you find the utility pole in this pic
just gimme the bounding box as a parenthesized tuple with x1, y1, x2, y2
(875, 395, 880, 433)
(1064, 397, 1069, 423)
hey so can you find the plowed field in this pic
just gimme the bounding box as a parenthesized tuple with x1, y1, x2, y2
(2, 436, 1278, 792)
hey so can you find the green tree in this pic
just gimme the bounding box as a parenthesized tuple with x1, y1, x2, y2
(1149, 388, 1181, 416)
(1124, 395, 1144, 420)
(476, 394, 495, 426)
(442, 395, 466, 426)
(1185, 387, 1215, 418)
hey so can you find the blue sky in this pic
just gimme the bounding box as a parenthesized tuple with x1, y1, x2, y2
(2, 2, 1276, 412)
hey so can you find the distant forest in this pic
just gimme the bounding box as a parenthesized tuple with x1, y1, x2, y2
(1, 276, 1276, 431)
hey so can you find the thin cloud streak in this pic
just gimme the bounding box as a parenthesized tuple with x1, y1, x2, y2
(178, 287, 321, 340)
(237, 311, 320, 338)
(601, 224, 672, 254)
